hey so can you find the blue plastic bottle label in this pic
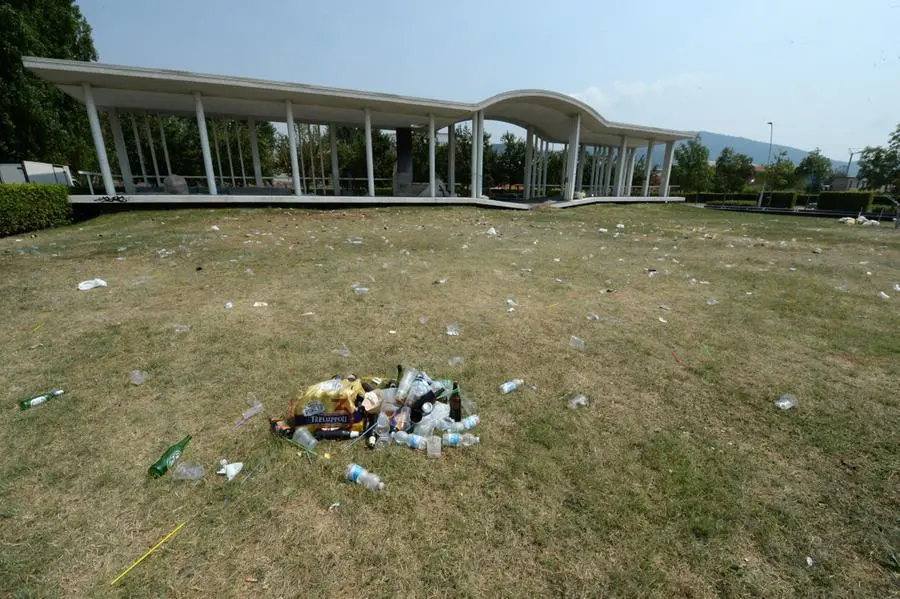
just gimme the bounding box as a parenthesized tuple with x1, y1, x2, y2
(347, 464, 364, 482)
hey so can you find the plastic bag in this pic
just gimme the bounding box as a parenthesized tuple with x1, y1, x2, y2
(293, 376, 387, 432)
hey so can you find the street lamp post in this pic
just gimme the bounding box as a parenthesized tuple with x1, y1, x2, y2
(757, 121, 774, 207)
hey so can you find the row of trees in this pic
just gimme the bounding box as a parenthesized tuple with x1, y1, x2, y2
(671, 138, 836, 195)
(857, 124, 900, 192)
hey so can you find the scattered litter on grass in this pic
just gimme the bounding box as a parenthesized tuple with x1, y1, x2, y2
(659, 304, 671, 311)
(569, 336, 586, 351)
(813, 248, 823, 254)
(706, 298, 719, 306)
(210, 225, 220, 231)
(171, 463, 204, 481)
(775, 394, 797, 410)
(894, 283, 900, 292)
(434, 278, 448, 285)
(252, 301, 268, 307)
(332, 345, 352, 358)
(486, 227, 498, 236)
(647, 268, 658, 277)
(351, 284, 370, 294)
(587, 313, 601, 321)
(129, 370, 147, 385)
(28, 343, 43, 350)
(346, 237, 364, 244)
(301, 311, 315, 316)
(224, 301, 233, 309)
(419, 315, 430, 325)
(658, 317, 668, 324)
(446, 324, 460, 336)
(388, 330, 397, 335)
(568, 394, 589, 409)
(174, 324, 190, 334)
(78, 278, 107, 291)
(879, 291, 890, 299)
(19, 389, 64, 410)
(500, 379, 524, 394)
(617, 223, 625, 230)
(598, 227, 608, 233)
(217, 459, 244, 481)
(328, 502, 341, 511)
(806, 556, 814, 567)
(448, 356, 465, 367)
(245, 268, 254, 276)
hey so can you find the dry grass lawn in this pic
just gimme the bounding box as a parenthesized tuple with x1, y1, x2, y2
(1, 204, 898, 598)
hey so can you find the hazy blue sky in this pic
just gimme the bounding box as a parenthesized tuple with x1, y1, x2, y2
(78, 0, 898, 158)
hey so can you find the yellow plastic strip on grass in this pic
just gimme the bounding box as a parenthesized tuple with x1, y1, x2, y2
(110, 522, 185, 585)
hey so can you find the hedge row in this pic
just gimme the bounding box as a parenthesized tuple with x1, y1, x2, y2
(0, 184, 72, 237)
(816, 192, 873, 213)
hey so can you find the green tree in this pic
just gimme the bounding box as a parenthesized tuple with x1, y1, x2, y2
(765, 151, 797, 190)
(857, 124, 900, 192)
(795, 148, 833, 192)
(495, 131, 525, 186)
(714, 147, 754, 193)
(672, 138, 711, 193)
(0, 1, 98, 169)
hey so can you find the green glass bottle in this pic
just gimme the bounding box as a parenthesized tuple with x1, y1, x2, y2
(19, 389, 64, 410)
(148, 435, 191, 478)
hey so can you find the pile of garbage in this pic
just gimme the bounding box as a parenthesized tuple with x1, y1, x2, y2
(837, 215, 880, 226)
(268, 366, 481, 489)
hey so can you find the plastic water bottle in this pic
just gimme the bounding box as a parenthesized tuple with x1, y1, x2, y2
(392, 430, 427, 449)
(499, 379, 524, 394)
(373, 413, 391, 450)
(443, 433, 480, 447)
(19, 389, 64, 410)
(453, 415, 480, 432)
(396, 368, 418, 402)
(345, 463, 385, 490)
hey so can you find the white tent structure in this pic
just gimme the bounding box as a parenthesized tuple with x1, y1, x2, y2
(23, 56, 695, 207)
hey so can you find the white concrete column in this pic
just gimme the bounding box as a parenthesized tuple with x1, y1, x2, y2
(541, 140, 549, 195)
(130, 115, 148, 184)
(329, 123, 340, 195)
(615, 136, 628, 196)
(565, 115, 581, 201)
(248, 119, 263, 187)
(297, 125, 307, 193)
(82, 85, 115, 195)
(193, 93, 217, 195)
(142, 117, 161, 186)
(660, 141, 675, 198)
(428, 114, 436, 197)
(642, 139, 655, 197)
(625, 149, 638, 197)
(157, 115, 172, 175)
(476, 111, 485, 197)
(590, 148, 599, 196)
(364, 108, 375, 197)
(575, 144, 585, 191)
(236, 124, 247, 186)
(602, 147, 614, 196)
(224, 125, 236, 186)
(532, 137, 542, 197)
(211, 123, 224, 187)
(447, 125, 456, 197)
(470, 115, 478, 198)
(285, 101, 301, 195)
(107, 109, 135, 194)
(524, 127, 534, 200)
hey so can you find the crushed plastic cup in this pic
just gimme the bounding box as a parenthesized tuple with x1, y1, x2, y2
(616, 223, 625, 230)
(234, 398, 263, 428)
(587, 313, 601, 321)
(332, 345, 352, 358)
(217, 459, 244, 481)
(174, 324, 190, 333)
(706, 298, 719, 305)
(172, 462, 205, 481)
(129, 370, 147, 385)
(446, 324, 460, 336)
(567, 394, 589, 409)
(775, 394, 796, 410)
(448, 356, 465, 367)
(224, 301, 233, 309)
(569, 336, 586, 351)
(78, 278, 107, 291)
(486, 227, 498, 236)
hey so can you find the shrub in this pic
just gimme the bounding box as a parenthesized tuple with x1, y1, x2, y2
(817, 192, 873, 213)
(761, 191, 797, 209)
(872, 195, 896, 208)
(796, 194, 816, 207)
(705, 200, 757, 207)
(0, 184, 72, 237)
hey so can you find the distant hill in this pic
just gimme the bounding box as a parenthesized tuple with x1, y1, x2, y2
(492, 131, 858, 175)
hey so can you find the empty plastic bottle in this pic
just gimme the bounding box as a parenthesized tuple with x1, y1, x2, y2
(373, 413, 391, 450)
(499, 379, 524, 394)
(453, 415, 480, 432)
(19, 389, 64, 410)
(396, 368, 418, 402)
(392, 430, 427, 449)
(443, 433, 480, 447)
(345, 463, 385, 490)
